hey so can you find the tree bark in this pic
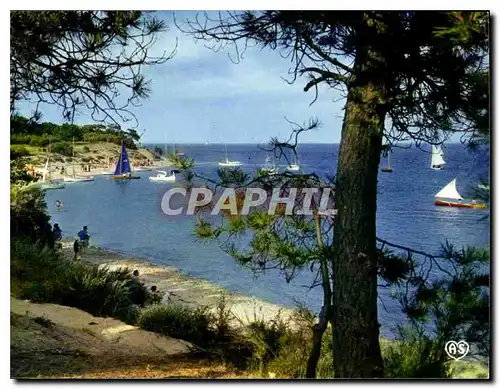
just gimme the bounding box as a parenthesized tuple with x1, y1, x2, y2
(306, 304, 329, 378)
(306, 208, 332, 378)
(331, 45, 387, 378)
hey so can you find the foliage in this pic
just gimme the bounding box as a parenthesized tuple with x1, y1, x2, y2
(137, 303, 215, 347)
(11, 11, 173, 125)
(398, 244, 490, 358)
(10, 145, 31, 157)
(11, 238, 153, 323)
(10, 186, 53, 247)
(11, 115, 138, 149)
(153, 146, 163, 156)
(52, 141, 73, 157)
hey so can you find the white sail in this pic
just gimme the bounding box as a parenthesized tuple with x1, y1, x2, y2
(435, 178, 463, 200)
(431, 145, 446, 167)
(42, 158, 49, 183)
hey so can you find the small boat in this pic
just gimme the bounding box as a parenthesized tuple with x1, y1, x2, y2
(112, 143, 141, 180)
(219, 159, 242, 167)
(149, 170, 176, 182)
(431, 145, 446, 170)
(218, 144, 241, 167)
(435, 178, 486, 208)
(381, 152, 393, 173)
(63, 138, 95, 182)
(286, 153, 300, 172)
(38, 151, 65, 190)
(261, 156, 279, 174)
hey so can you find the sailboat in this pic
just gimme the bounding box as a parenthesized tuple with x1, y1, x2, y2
(64, 139, 95, 182)
(261, 155, 279, 174)
(39, 155, 65, 190)
(112, 143, 141, 180)
(435, 178, 486, 208)
(149, 170, 176, 182)
(381, 152, 393, 173)
(286, 152, 300, 171)
(218, 144, 242, 167)
(431, 145, 446, 170)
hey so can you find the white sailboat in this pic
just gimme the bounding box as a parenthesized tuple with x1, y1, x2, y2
(431, 145, 446, 170)
(286, 153, 300, 171)
(149, 170, 176, 182)
(39, 149, 65, 190)
(218, 144, 242, 167)
(381, 152, 393, 173)
(435, 178, 486, 208)
(261, 155, 279, 174)
(63, 139, 95, 182)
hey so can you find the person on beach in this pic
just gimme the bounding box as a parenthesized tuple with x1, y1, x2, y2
(52, 224, 62, 248)
(77, 226, 90, 254)
(132, 270, 139, 279)
(73, 239, 80, 260)
(147, 285, 164, 306)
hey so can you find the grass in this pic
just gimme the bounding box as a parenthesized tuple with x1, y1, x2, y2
(11, 238, 154, 324)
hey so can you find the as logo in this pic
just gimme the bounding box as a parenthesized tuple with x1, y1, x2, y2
(445, 340, 469, 360)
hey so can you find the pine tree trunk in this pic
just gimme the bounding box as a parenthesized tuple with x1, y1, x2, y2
(331, 50, 387, 377)
(306, 304, 329, 378)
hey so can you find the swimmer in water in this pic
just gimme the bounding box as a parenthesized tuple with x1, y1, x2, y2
(55, 200, 62, 210)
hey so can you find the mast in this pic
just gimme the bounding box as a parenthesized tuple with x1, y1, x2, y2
(72, 137, 76, 178)
(48, 143, 52, 181)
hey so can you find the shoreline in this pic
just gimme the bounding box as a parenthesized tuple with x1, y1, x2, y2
(59, 240, 297, 327)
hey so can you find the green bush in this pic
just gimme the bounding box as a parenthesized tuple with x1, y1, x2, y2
(29, 135, 54, 147)
(137, 304, 215, 347)
(83, 146, 90, 152)
(11, 239, 152, 323)
(10, 145, 31, 157)
(10, 186, 53, 246)
(382, 326, 450, 378)
(10, 134, 31, 144)
(52, 141, 73, 157)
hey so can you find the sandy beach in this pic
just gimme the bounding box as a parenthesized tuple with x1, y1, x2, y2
(34, 161, 169, 180)
(59, 240, 297, 327)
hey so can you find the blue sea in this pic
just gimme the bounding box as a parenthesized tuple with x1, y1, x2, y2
(45, 143, 490, 338)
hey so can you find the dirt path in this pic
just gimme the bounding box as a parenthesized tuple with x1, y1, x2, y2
(11, 297, 250, 379)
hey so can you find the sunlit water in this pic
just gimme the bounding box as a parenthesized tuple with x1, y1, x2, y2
(45, 143, 490, 337)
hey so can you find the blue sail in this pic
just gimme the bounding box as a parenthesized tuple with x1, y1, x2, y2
(114, 143, 132, 175)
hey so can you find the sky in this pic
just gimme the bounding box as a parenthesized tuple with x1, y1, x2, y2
(15, 10, 465, 145)
(16, 11, 346, 144)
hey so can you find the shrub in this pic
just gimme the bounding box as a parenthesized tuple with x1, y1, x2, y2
(10, 187, 53, 246)
(83, 146, 90, 152)
(382, 326, 451, 378)
(52, 141, 73, 157)
(11, 239, 152, 323)
(28, 135, 54, 147)
(137, 304, 215, 347)
(10, 145, 30, 157)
